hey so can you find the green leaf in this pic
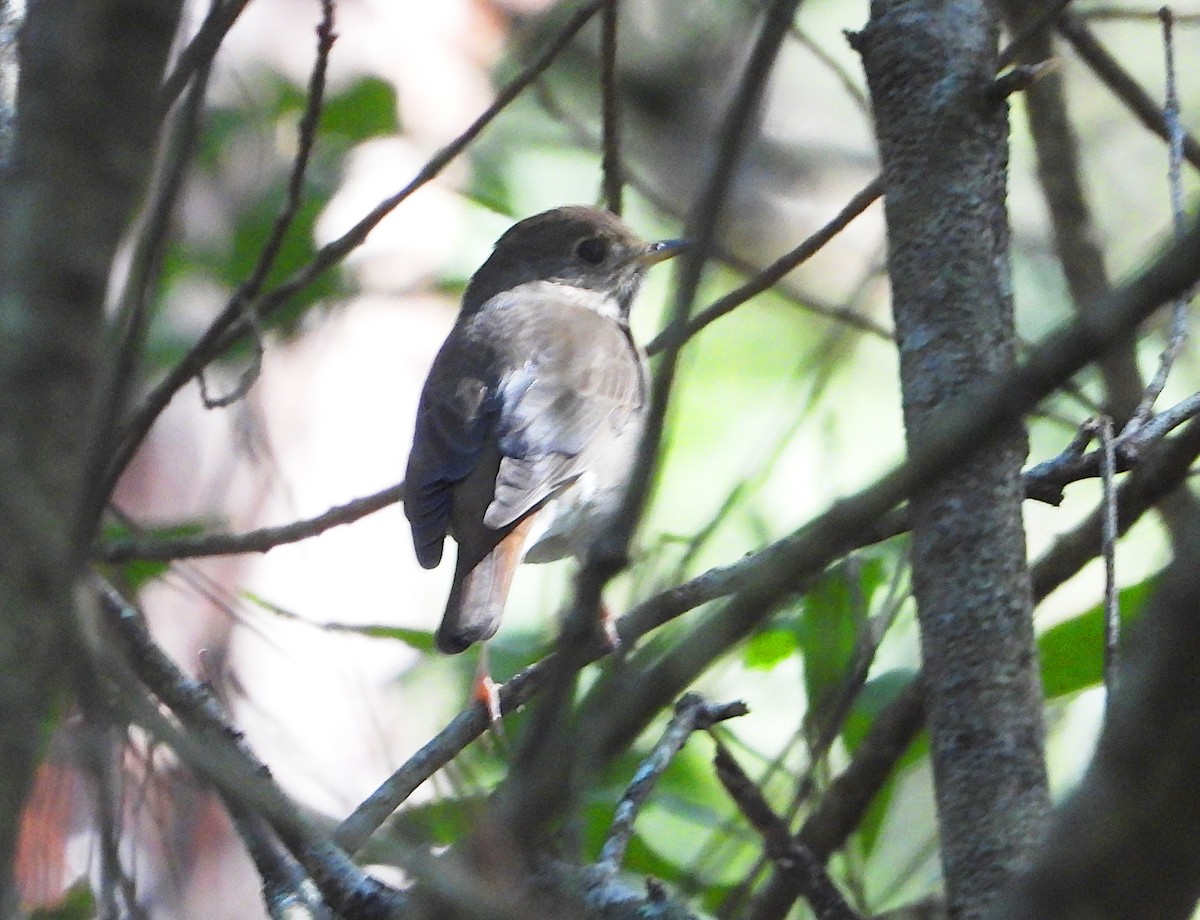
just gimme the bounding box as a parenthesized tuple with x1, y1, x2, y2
(842, 669, 918, 754)
(30, 879, 95, 920)
(1039, 576, 1156, 698)
(100, 520, 208, 590)
(356, 625, 437, 652)
(796, 568, 862, 711)
(841, 669, 925, 855)
(463, 154, 515, 218)
(320, 76, 400, 142)
(743, 626, 797, 671)
(386, 796, 482, 846)
(241, 592, 437, 651)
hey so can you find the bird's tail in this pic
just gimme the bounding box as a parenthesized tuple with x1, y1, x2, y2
(436, 517, 535, 654)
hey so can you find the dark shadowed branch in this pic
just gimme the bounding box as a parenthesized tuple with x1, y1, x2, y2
(0, 0, 183, 902)
(714, 740, 862, 920)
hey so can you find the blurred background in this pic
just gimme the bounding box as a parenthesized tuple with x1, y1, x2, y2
(17, 0, 1200, 916)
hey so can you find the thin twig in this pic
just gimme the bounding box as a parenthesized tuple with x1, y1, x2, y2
(94, 581, 406, 918)
(227, 801, 332, 920)
(1079, 6, 1200, 22)
(713, 740, 863, 920)
(596, 695, 747, 881)
(1023, 387, 1200, 505)
(1162, 8, 1186, 236)
(647, 175, 884, 355)
(104, 0, 607, 506)
(1032, 415, 1200, 601)
(723, 558, 908, 918)
(987, 58, 1060, 102)
(1129, 6, 1191, 423)
(790, 25, 869, 115)
(80, 53, 215, 543)
(334, 654, 553, 854)
(1098, 416, 1120, 704)
(535, 80, 891, 340)
(1057, 11, 1200, 171)
(160, 0, 253, 108)
(599, 0, 623, 214)
(197, 0, 337, 409)
(96, 481, 405, 562)
(997, 0, 1076, 68)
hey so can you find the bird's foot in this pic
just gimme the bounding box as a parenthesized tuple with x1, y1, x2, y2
(473, 672, 502, 724)
(472, 645, 503, 725)
(599, 602, 622, 654)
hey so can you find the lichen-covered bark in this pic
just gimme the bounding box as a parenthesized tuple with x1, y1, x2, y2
(855, 4, 1049, 918)
(0, 1, 180, 910)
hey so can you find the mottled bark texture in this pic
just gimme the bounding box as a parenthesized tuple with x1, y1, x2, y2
(855, 4, 1049, 919)
(0, 1, 180, 912)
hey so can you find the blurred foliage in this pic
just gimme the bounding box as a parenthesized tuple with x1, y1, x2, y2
(332, 4, 1192, 913)
(28, 881, 96, 920)
(1039, 575, 1156, 699)
(79, 1, 1200, 917)
(99, 520, 207, 591)
(151, 74, 399, 370)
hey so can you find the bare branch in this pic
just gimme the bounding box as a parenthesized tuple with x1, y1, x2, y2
(1098, 416, 1120, 703)
(714, 740, 862, 920)
(1023, 387, 1200, 505)
(94, 582, 408, 919)
(596, 695, 747, 881)
(1058, 11, 1200, 172)
(1078, 5, 1200, 22)
(97, 481, 404, 563)
(103, 0, 608, 507)
(1129, 6, 1191, 422)
(646, 176, 885, 355)
(599, 0, 623, 214)
(160, 0, 253, 108)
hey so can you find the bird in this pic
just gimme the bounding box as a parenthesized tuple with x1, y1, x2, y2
(405, 205, 686, 658)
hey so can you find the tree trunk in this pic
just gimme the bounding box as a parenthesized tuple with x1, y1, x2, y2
(0, 1, 180, 911)
(856, 3, 1050, 918)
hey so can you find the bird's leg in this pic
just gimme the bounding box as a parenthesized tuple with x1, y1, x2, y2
(598, 601, 622, 653)
(472, 643, 502, 724)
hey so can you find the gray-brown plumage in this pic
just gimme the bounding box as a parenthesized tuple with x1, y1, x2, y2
(405, 206, 684, 653)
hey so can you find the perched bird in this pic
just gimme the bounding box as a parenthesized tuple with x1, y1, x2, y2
(405, 206, 685, 655)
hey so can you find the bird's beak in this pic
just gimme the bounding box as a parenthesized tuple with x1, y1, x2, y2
(637, 238, 689, 266)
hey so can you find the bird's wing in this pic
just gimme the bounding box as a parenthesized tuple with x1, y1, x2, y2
(483, 299, 645, 529)
(404, 290, 645, 568)
(404, 337, 493, 569)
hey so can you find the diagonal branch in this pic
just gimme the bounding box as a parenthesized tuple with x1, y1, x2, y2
(102, 0, 608, 508)
(1057, 11, 1200, 171)
(714, 739, 863, 920)
(97, 483, 404, 563)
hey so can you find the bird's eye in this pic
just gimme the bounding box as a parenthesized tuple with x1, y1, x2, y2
(575, 235, 608, 265)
